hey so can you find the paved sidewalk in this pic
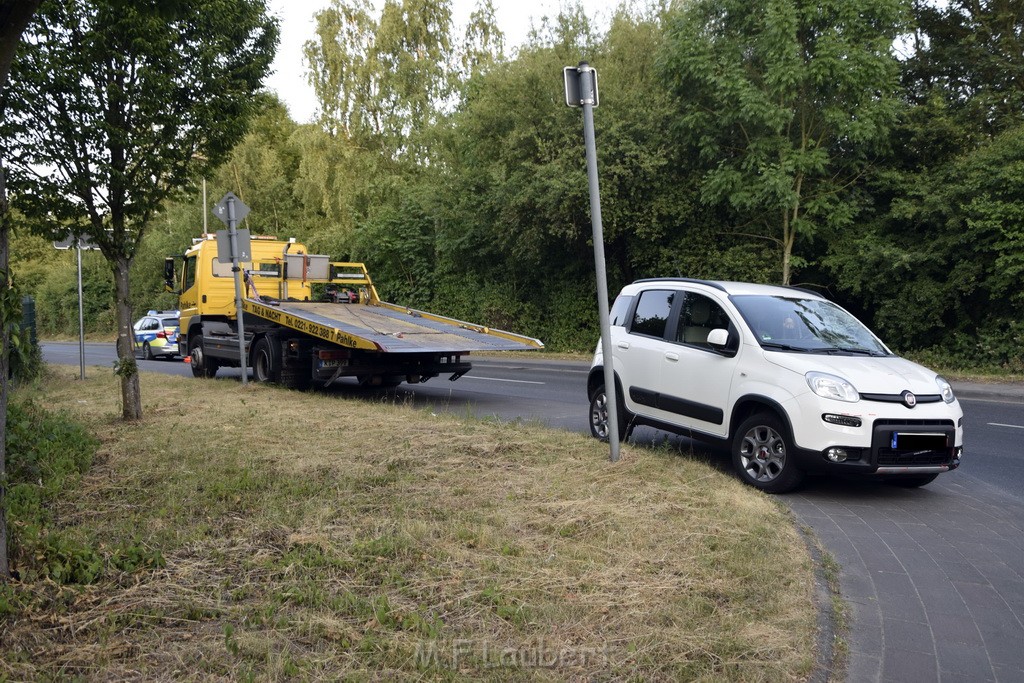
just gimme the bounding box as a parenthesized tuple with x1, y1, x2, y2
(950, 380, 1024, 403)
(785, 379, 1024, 683)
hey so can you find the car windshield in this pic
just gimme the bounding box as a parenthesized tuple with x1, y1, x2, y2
(731, 295, 889, 355)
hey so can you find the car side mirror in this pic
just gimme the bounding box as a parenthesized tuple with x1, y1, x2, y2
(163, 257, 178, 294)
(707, 328, 730, 348)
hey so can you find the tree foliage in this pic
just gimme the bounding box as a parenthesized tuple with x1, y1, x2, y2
(659, 0, 908, 284)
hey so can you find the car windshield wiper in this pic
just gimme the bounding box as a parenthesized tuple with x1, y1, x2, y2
(759, 341, 813, 352)
(820, 347, 888, 356)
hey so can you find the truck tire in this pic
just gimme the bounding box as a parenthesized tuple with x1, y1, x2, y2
(279, 359, 311, 390)
(731, 412, 804, 493)
(189, 335, 218, 378)
(252, 336, 282, 384)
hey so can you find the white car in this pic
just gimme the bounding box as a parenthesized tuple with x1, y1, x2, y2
(587, 279, 964, 493)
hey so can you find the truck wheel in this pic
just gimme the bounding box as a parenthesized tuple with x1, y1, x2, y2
(732, 412, 804, 493)
(252, 336, 281, 384)
(189, 335, 218, 378)
(589, 384, 630, 442)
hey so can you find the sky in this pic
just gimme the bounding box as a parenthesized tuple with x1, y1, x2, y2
(265, 0, 610, 123)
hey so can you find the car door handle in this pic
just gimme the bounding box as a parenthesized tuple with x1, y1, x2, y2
(665, 352, 679, 362)
(617, 341, 630, 350)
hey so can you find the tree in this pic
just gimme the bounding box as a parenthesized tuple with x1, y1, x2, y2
(305, 0, 461, 162)
(659, 0, 908, 284)
(460, 0, 504, 79)
(304, 0, 377, 139)
(1, 0, 278, 421)
(0, 0, 45, 584)
(903, 0, 1024, 140)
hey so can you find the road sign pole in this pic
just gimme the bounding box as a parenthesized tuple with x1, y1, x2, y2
(566, 61, 619, 462)
(77, 242, 85, 380)
(227, 197, 248, 385)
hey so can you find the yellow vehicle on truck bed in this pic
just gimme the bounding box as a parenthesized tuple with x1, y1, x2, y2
(164, 235, 543, 388)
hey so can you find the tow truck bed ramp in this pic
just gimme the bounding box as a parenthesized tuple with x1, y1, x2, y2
(243, 299, 543, 354)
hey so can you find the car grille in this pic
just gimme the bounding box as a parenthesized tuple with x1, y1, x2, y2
(876, 449, 951, 467)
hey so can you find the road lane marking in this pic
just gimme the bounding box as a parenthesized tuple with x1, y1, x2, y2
(988, 422, 1024, 429)
(462, 376, 545, 385)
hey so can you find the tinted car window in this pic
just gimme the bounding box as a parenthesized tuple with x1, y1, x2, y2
(630, 290, 674, 339)
(609, 294, 634, 327)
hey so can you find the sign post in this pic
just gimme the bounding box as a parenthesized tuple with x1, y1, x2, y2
(564, 61, 620, 462)
(53, 233, 99, 380)
(212, 192, 252, 385)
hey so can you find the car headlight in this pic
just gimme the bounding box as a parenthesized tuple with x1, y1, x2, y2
(935, 376, 955, 404)
(806, 371, 860, 403)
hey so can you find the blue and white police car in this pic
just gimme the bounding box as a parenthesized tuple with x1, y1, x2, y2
(133, 310, 180, 360)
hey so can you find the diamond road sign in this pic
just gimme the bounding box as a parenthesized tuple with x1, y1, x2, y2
(212, 191, 250, 225)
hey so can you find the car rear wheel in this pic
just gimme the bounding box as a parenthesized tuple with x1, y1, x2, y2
(143, 342, 155, 360)
(589, 384, 630, 442)
(732, 412, 804, 493)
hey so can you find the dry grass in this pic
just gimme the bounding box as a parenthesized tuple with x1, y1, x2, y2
(2, 366, 818, 681)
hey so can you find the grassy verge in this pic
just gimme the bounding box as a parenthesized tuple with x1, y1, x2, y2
(2, 366, 817, 680)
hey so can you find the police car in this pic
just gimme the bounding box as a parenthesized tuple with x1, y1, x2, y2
(133, 310, 180, 360)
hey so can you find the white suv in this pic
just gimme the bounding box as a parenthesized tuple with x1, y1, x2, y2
(587, 279, 964, 493)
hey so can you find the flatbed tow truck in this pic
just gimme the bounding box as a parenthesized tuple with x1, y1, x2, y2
(165, 234, 543, 388)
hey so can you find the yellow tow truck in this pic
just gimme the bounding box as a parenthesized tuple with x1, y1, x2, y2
(164, 234, 543, 388)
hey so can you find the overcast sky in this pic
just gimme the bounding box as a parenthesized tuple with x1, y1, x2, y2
(265, 0, 611, 123)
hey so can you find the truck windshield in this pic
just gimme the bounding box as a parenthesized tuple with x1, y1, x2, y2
(731, 295, 889, 356)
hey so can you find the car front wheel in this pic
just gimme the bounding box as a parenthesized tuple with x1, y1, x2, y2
(732, 412, 804, 493)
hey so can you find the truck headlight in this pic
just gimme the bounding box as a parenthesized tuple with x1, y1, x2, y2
(936, 376, 955, 404)
(806, 371, 860, 403)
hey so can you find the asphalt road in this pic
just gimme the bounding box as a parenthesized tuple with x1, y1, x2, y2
(41, 342, 1024, 681)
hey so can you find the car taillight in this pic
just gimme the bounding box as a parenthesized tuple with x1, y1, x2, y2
(156, 331, 166, 339)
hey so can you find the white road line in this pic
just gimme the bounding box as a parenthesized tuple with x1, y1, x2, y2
(988, 422, 1024, 430)
(462, 376, 545, 385)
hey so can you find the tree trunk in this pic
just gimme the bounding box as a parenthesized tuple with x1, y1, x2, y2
(0, 164, 10, 581)
(0, 0, 44, 587)
(0, 1, 43, 86)
(113, 254, 142, 421)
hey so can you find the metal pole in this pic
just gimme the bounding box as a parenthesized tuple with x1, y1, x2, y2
(579, 62, 620, 462)
(227, 197, 248, 385)
(77, 241, 85, 381)
(202, 178, 208, 234)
